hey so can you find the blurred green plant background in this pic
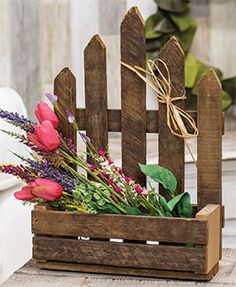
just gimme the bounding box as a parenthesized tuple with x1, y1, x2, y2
(146, 0, 236, 110)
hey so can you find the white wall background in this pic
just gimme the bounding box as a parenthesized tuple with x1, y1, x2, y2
(0, 0, 236, 116)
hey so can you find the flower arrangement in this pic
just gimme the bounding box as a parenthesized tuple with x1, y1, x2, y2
(0, 94, 192, 217)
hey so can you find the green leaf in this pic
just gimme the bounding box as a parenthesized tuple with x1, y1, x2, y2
(159, 195, 170, 212)
(177, 193, 192, 218)
(96, 203, 121, 214)
(222, 90, 233, 110)
(94, 193, 101, 200)
(97, 198, 106, 207)
(222, 76, 236, 104)
(84, 193, 92, 203)
(145, 15, 163, 39)
(72, 190, 81, 200)
(167, 193, 184, 211)
(155, 0, 191, 13)
(124, 206, 143, 215)
(185, 53, 199, 88)
(173, 19, 196, 52)
(145, 11, 175, 36)
(167, 192, 192, 218)
(170, 11, 193, 31)
(139, 164, 177, 194)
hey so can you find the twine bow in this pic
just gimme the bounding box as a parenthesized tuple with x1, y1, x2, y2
(121, 59, 198, 164)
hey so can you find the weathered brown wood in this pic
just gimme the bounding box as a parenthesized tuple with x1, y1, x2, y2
(33, 236, 206, 272)
(197, 69, 223, 259)
(121, 7, 146, 186)
(54, 67, 77, 146)
(32, 209, 207, 244)
(76, 109, 225, 134)
(196, 204, 220, 273)
(36, 261, 219, 281)
(84, 34, 108, 155)
(158, 37, 185, 198)
(197, 69, 222, 208)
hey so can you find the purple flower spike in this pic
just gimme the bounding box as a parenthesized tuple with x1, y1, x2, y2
(81, 132, 90, 142)
(66, 110, 75, 123)
(45, 93, 58, 104)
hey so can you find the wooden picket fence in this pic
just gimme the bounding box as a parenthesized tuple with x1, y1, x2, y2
(32, 7, 223, 280)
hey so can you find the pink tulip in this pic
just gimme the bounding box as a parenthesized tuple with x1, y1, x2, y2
(35, 102, 59, 128)
(27, 120, 61, 151)
(14, 178, 63, 201)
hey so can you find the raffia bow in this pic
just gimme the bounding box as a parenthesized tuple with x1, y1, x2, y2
(121, 59, 198, 164)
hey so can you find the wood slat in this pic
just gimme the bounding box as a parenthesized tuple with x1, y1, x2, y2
(196, 204, 220, 273)
(158, 37, 185, 198)
(84, 34, 108, 155)
(77, 109, 197, 133)
(54, 67, 77, 146)
(121, 7, 146, 186)
(197, 69, 222, 259)
(33, 236, 206, 272)
(197, 69, 222, 209)
(76, 109, 225, 134)
(32, 209, 207, 244)
(36, 261, 219, 280)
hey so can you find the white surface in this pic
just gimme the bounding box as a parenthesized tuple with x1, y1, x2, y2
(0, 88, 32, 285)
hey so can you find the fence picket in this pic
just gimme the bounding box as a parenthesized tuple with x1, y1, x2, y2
(158, 37, 185, 198)
(197, 69, 222, 209)
(54, 67, 77, 146)
(120, 7, 146, 186)
(84, 35, 108, 160)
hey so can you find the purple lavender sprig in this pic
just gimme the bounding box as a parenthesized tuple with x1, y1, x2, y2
(0, 164, 36, 182)
(0, 109, 36, 132)
(25, 159, 79, 193)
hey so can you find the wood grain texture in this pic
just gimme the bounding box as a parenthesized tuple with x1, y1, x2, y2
(197, 69, 222, 261)
(84, 35, 108, 155)
(33, 236, 206, 272)
(196, 204, 220, 273)
(76, 109, 207, 134)
(197, 69, 222, 209)
(120, 7, 146, 186)
(32, 209, 207, 244)
(35, 261, 219, 281)
(54, 67, 77, 145)
(158, 37, 185, 198)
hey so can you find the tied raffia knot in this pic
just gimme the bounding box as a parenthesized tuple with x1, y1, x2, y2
(121, 58, 198, 164)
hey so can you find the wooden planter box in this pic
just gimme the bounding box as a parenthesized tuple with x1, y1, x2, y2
(32, 7, 223, 281)
(32, 204, 220, 280)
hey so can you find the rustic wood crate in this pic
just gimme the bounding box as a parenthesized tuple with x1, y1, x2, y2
(32, 7, 223, 281)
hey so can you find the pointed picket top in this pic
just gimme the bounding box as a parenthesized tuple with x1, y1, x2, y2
(159, 36, 185, 63)
(54, 66, 77, 151)
(121, 6, 145, 31)
(198, 68, 222, 96)
(54, 67, 76, 84)
(84, 34, 106, 54)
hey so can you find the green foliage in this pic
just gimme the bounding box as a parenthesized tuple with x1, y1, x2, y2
(139, 164, 177, 194)
(139, 164, 192, 218)
(167, 192, 192, 217)
(146, 0, 235, 111)
(155, 0, 191, 13)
